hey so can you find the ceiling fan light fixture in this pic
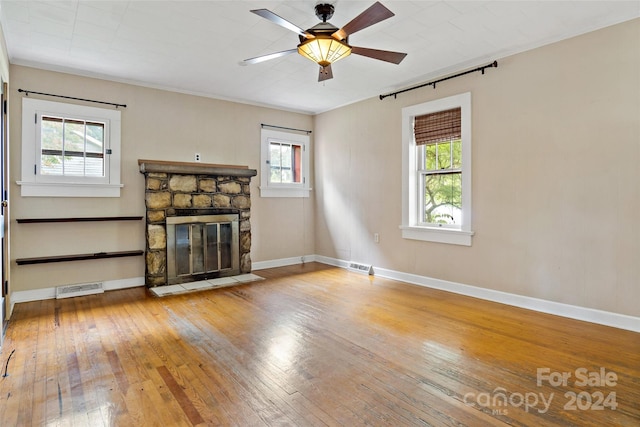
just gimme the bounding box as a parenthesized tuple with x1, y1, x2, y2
(297, 35, 352, 67)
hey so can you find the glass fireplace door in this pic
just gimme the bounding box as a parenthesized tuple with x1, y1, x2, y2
(167, 214, 239, 283)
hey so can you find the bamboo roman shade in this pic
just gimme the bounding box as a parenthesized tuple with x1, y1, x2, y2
(414, 107, 461, 145)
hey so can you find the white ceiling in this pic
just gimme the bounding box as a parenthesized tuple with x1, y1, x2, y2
(0, 1, 638, 114)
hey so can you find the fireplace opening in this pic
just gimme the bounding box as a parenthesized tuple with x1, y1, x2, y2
(166, 214, 240, 284)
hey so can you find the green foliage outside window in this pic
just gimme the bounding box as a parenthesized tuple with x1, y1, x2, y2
(423, 139, 462, 224)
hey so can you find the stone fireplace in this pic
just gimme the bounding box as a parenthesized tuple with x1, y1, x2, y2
(139, 160, 257, 287)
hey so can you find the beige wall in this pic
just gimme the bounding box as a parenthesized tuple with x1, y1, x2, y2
(5, 18, 639, 319)
(314, 19, 640, 317)
(9, 66, 315, 292)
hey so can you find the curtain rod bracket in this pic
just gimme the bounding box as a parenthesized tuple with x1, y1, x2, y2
(17, 88, 126, 109)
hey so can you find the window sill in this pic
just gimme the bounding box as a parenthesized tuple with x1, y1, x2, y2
(17, 181, 123, 198)
(400, 225, 474, 246)
(259, 186, 311, 198)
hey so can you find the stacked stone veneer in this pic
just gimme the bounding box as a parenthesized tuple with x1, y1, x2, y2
(139, 160, 257, 287)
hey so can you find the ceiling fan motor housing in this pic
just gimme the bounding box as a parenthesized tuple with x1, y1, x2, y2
(298, 22, 343, 43)
(315, 4, 335, 22)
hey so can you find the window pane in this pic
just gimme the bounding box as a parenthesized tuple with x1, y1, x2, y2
(85, 157, 104, 177)
(423, 172, 462, 224)
(63, 155, 85, 176)
(281, 144, 292, 169)
(425, 144, 437, 171)
(270, 143, 281, 167)
(41, 154, 63, 175)
(64, 121, 85, 152)
(41, 118, 63, 175)
(437, 141, 451, 169)
(270, 167, 282, 183)
(41, 117, 63, 150)
(270, 142, 282, 183)
(452, 139, 462, 168)
(86, 122, 104, 154)
(281, 144, 293, 182)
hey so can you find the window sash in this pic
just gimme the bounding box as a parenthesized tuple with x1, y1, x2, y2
(268, 140, 303, 186)
(36, 113, 110, 183)
(417, 140, 463, 227)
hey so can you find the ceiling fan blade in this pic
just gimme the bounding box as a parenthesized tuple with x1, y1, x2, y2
(319, 65, 333, 82)
(240, 49, 298, 65)
(351, 46, 407, 64)
(332, 2, 394, 41)
(251, 9, 314, 38)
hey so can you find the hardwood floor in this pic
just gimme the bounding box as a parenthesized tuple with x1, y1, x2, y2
(0, 262, 638, 426)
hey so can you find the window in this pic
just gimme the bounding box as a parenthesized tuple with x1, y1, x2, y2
(40, 116, 106, 177)
(269, 141, 302, 184)
(19, 98, 122, 197)
(259, 128, 310, 198)
(401, 92, 473, 246)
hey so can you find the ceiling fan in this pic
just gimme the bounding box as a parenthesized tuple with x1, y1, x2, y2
(241, 1, 407, 82)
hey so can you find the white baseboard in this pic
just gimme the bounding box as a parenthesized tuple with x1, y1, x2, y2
(252, 255, 317, 270)
(102, 277, 145, 291)
(308, 255, 640, 333)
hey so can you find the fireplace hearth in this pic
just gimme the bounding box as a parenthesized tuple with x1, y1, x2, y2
(139, 160, 257, 287)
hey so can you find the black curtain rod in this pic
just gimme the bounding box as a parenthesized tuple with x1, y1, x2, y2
(379, 60, 498, 101)
(18, 89, 127, 108)
(261, 123, 312, 134)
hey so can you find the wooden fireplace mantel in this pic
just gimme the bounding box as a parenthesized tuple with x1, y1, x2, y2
(138, 159, 257, 177)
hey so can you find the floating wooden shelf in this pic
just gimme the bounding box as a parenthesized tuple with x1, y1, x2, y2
(16, 216, 143, 224)
(16, 250, 144, 266)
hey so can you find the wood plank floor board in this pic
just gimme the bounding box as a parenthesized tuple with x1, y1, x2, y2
(175, 363, 229, 426)
(0, 263, 638, 426)
(158, 301, 290, 426)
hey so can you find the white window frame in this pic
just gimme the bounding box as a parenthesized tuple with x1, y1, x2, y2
(18, 98, 122, 197)
(259, 128, 311, 198)
(400, 92, 474, 246)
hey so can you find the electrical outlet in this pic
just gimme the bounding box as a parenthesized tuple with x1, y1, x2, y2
(195, 153, 201, 162)
(374, 233, 380, 243)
